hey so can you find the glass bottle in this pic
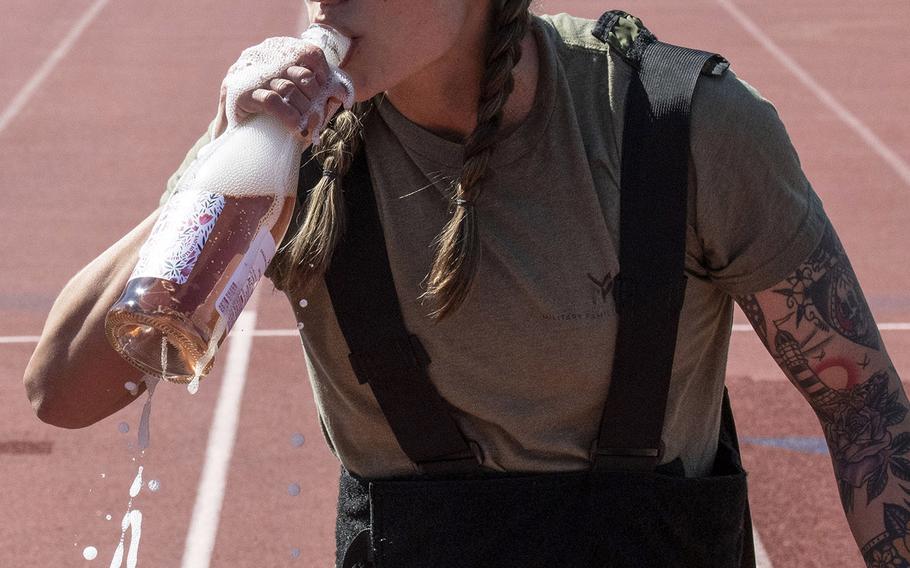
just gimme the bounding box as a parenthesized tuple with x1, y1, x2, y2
(105, 25, 352, 388)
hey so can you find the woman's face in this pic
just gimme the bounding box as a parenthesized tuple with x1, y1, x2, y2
(305, 0, 486, 102)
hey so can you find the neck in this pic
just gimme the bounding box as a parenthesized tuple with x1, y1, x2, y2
(384, 20, 539, 144)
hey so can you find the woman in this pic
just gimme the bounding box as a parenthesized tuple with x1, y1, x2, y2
(24, 1, 909, 566)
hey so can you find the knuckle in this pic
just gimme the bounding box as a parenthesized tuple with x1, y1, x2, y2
(285, 65, 315, 84)
(269, 78, 295, 95)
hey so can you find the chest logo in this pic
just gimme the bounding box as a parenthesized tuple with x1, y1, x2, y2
(587, 271, 614, 304)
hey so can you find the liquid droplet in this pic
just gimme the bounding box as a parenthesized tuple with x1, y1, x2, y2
(82, 546, 98, 560)
(147, 479, 161, 492)
(288, 483, 301, 497)
(291, 433, 305, 447)
(298, 298, 308, 308)
(296, 322, 304, 330)
(118, 422, 130, 434)
(291, 548, 301, 559)
(187, 374, 201, 395)
(101, 473, 106, 479)
(124, 381, 139, 396)
(129, 467, 144, 498)
(106, 514, 113, 521)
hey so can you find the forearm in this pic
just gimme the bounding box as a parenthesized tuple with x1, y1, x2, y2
(735, 222, 910, 565)
(814, 359, 910, 566)
(23, 209, 158, 428)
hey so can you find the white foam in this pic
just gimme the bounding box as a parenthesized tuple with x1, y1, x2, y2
(83, 546, 98, 560)
(168, 25, 355, 224)
(109, 509, 142, 568)
(110, 466, 144, 568)
(288, 483, 301, 496)
(222, 26, 354, 135)
(129, 467, 144, 498)
(190, 316, 228, 392)
(147, 479, 160, 493)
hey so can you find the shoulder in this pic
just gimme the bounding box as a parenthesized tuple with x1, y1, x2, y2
(533, 12, 635, 116)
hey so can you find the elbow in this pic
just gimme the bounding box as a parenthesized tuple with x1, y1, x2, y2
(33, 401, 97, 430)
(24, 372, 96, 430)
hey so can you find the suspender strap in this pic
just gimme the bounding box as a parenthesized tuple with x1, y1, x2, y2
(590, 12, 729, 471)
(311, 148, 481, 474)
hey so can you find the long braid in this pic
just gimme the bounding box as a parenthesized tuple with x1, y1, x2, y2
(420, 0, 533, 320)
(267, 100, 372, 293)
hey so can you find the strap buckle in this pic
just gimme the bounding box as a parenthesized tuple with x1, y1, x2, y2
(591, 442, 664, 472)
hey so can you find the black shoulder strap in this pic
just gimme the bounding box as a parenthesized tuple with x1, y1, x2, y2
(299, 147, 481, 475)
(590, 10, 729, 471)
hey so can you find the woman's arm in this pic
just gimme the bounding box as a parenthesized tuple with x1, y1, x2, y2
(23, 209, 159, 428)
(735, 221, 909, 566)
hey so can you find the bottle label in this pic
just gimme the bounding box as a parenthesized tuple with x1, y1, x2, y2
(132, 191, 225, 284)
(216, 227, 276, 331)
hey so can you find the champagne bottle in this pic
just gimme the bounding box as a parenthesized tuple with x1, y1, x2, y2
(105, 25, 353, 389)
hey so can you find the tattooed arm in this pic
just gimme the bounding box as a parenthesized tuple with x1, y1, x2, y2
(735, 222, 910, 567)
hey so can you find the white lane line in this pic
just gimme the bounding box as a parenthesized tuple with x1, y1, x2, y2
(180, 293, 259, 568)
(753, 526, 774, 568)
(0, 0, 111, 137)
(0, 336, 42, 344)
(2, 322, 908, 345)
(716, 0, 910, 188)
(252, 329, 298, 337)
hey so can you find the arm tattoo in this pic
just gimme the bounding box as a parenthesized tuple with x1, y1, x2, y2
(735, 224, 906, 517)
(768, 223, 880, 350)
(863, 503, 910, 566)
(820, 369, 909, 512)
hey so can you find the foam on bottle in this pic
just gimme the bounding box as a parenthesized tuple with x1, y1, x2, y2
(170, 25, 354, 224)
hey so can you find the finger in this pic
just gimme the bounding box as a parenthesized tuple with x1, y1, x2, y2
(293, 45, 330, 84)
(299, 95, 345, 142)
(248, 88, 302, 132)
(283, 65, 327, 104)
(268, 77, 312, 116)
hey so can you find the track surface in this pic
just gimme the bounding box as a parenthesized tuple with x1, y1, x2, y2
(1, 1, 907, 566)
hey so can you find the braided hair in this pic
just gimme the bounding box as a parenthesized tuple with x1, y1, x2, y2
(269, 0, 534, 322)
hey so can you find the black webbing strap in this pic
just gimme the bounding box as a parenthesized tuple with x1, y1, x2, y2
(591, 12, 730, 471)
(309, 148, 481, 475)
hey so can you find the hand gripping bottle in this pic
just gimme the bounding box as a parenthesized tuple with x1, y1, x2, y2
(105, 25, 354, 390)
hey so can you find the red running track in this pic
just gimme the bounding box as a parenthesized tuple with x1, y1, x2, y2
(0, 0, 907, 566)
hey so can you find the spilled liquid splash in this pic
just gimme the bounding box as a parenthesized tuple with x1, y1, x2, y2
(106, 339, 165, 566)
(108, 467, 143, 568)
(188, 316, 226, 395)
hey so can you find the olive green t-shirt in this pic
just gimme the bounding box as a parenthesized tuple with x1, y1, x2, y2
(161, 13, 828, 478)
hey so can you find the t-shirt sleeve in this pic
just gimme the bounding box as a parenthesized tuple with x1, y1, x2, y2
(157, 120, 216, 208)
(688, 68, 829, 296)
